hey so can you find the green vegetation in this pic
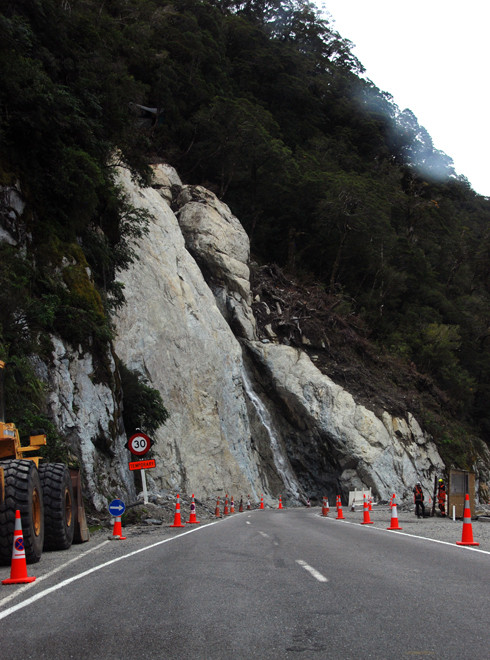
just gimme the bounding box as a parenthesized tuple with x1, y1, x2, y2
(1, 0, 489, 466)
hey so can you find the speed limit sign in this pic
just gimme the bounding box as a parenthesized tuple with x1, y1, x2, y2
(126, 432, 152, 456)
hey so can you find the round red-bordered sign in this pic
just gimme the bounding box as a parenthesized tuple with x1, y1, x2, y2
(126, 432, 152, 456)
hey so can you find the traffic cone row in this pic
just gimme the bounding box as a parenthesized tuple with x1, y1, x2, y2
(2, 510, 36, 585)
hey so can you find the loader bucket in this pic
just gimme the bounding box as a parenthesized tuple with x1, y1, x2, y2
(70, 469, 90, 543)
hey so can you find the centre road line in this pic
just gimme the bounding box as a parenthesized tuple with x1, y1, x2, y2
(0, 519, 226, 621)
(295, 559, 328, 583)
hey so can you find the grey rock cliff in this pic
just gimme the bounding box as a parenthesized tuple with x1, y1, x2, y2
(110, 163, 446, 503)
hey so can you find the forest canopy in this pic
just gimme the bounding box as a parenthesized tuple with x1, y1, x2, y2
(1, 0, 489, 463)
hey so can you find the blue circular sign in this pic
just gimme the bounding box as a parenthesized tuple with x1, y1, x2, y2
(109, 499, 126, 516)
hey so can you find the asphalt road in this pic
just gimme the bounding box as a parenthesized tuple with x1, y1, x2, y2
(1, 509, 488, 659)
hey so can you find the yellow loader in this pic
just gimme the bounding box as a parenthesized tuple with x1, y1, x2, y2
(0, 361, 88, 564)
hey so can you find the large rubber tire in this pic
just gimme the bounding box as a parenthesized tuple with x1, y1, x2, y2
(0, 459, 44, 565)
(38, 463, 75, 551)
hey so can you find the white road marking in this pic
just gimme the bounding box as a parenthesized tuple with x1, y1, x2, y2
(0, 540, 110, 608)
(0, 520, 220, 621)
(296, 559, 328, 582)
(259, 531, 269, 538)
(324, 518, 490, 555)
(246, 521, 251, 525)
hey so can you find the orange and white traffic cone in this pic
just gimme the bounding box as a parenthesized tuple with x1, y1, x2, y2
(246, 495, 251, 510)
(239, 497, 244, 512)
(2, 510, 36, 585)
(456, 494, 479, 546)
(170, 494, 186, 528)
(361, 495, 373, 525)
(278, 496, 283, 509)
(223, 494, 229, 516)
(336, 496, 345, 520)
(215, 497, 221, 518)
(230, 496, 235, 514)
(260, 494, 264, 510)
(387, 493, 403, 530)
(322, 497, 328, 517)
(186, 494, 200, 524)
(110, 515, 127, 540)
(368, 498, 373, 512)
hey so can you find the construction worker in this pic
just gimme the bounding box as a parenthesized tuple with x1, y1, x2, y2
(437, 478, 446, 516)
(413, 481, 425, 518)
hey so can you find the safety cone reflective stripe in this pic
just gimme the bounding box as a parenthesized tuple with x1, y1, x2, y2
(223, 494, 229, 516)
(361, 495, 373, 525)
(2, 510, 36, 585)
(278, 496, 283, 509)
(387, 493, 403, 530)
(215, 497, 221, 518)
(186, 494, 200, 524)
(336, 497, 345, 520)
(239, 497, 244, 512)
(170, 494, 186, 528)
(111, 515, 127, 540)
(456, 494, 479, 546)
(230, 497, 235, 514)
(260, 494, 264, 510)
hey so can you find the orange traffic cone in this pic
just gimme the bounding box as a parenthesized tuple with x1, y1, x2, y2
(336, 496, 345, 520)
(111, 514, 127, 540)
(239, 497, 244, 512)
(368, 498, 373, 512)
(456, 494, 479, 546)
(387, 493, 403, 530)
(223, 494, 229, 516)
(246, 495, 251, 510)
(215, 497, 221, 518)
(260, 494, 264, 510)
(186, 494, 200, 524)
(170, 494, 186, 528)
(2, 510, 36, 584)
(322, 497, 329, 517)
(230, 496, 235, 514)
(278, 496, 283, 509)
(361, 495, 373, 525)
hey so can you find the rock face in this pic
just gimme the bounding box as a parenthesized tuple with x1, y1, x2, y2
(113, 167, 264, 500)
(110, 163, 446, 504)
(43, 337, 135, 510)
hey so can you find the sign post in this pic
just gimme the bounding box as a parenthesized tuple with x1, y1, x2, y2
(126, 432, 153, 504)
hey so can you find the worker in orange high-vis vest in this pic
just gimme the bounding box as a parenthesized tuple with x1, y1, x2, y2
(437, 478, 446, 516)
(413, 482, 425, 518)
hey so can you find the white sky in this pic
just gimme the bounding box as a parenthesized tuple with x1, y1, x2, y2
(319, 1, 489, 196)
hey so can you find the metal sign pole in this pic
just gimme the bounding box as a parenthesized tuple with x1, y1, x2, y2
(141, 468, 148, 504)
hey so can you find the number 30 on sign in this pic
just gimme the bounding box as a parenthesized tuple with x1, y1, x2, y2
(126, 432, 152, 456)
